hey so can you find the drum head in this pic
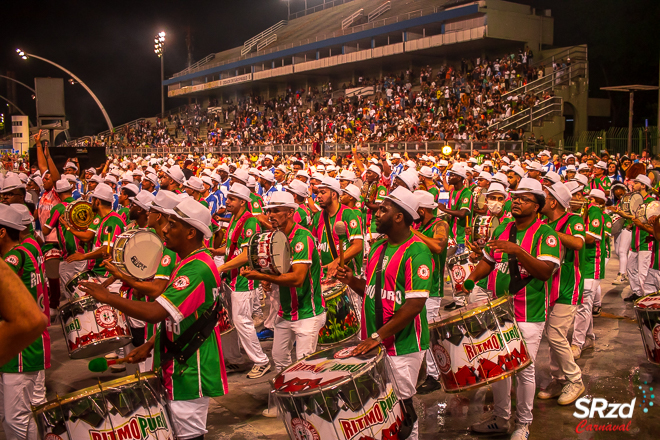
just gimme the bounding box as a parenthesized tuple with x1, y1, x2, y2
(270, 230, 292, 275)
(118, 230, 164, 279)
(646, 201, 660, 221)
(476, 193, 487, 210)
(67, 200, 95, 231)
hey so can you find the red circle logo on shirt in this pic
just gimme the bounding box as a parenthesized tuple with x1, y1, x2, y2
(591, 219, 600, 228)
(172, 276, 190, 290)
(349, 219, 357, 229)
(574, 223, 584, 232)
(606, 221, 612, 228)
(294, 242, 304, 253)
(5, 255, 18, 266)
(161, 255, 171, 266)
(546, 236, 558, 247)
(93, 218, 100, 225)
(246, 229, 253, 237)
(462, 198, 469, 203)
(379, 190, 386, 196)
(418, 265, 430, 280)
(253, 202, 259, 208)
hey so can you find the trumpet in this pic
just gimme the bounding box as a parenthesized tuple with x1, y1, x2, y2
(569, 199, 587, 218)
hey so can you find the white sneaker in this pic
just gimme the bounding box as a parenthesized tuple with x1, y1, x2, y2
(105, 352, 119, 360)
(612, 273, 624, 285)
(571, 345, 581, 360)
(510, 423, 530, 440)
(471, 415, 510, 433)
(558, 381, 585, 406)
(583, 337, 595, 351)
(537, 379, 563, 399)
(262, 407, 278, 418)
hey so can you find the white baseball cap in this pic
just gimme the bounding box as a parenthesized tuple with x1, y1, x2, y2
(172, 198, 212, 240)
(384, 186, 420, 220)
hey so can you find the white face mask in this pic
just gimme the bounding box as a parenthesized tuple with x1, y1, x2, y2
(487, 200, 504, 214)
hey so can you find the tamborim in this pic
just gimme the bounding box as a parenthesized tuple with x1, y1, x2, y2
(621, 192, 644, 216)
(318, 278, 360, 346)
(65, 200, 94, 231)
(113, 229, 164, 280)
(634, 293, 660, 365)
(247, 230, 291, 275)
(429, 296, 531, 392)
(32, 372, 175, 440)
(271, 344, 404, 440)
(473, 188, 487, 210)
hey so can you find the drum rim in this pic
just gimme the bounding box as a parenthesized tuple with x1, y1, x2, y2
(429, 295, 511, 327)
(633, 291, 660, 309)
(320, 279, 348, 300)
(65, 271, 98, 289)
(32, 372, 159, 413)
(68, 335, 133, 359)
(271, 345, 383, 397)
(57, 294, 99, 309)
(440, 357, 533, 393)
(112, 229, 164, 280)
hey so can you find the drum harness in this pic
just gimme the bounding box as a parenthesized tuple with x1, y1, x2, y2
(372, 241, 416, 440)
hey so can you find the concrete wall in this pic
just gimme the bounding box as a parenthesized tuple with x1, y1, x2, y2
(483, 0, 553, 52)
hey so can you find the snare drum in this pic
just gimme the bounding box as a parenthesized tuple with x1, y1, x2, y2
(610, 213, 625, 235)
(65, 270, 102, 299)
(59, 296, 132, 359)
(32, 372, 175, 440)
(318, 279, 360, 346)
(429, 296, 532, 392)
(65, 199, 95, 231)
(636, 200, 660, 224)
(634, 293, 660, 365)
(447, 251, 476, 293)
(473, 215, 500, 245)
(473, 188, 486, 210)
(113, 229, 164, 280)
(271, 344, 404, 440)
(247, 230, 291, 275)
(621, 192, 644, 216)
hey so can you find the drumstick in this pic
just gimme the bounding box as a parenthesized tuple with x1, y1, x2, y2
(88, 356, 128, 372)
(333, 222, 347, 268)
(106, 231, 112, 255)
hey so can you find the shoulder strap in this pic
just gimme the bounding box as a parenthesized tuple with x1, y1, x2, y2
(323, 209, 339, 260)
(227, 212, 252, 260)
(507, 223, 533, 295)
(374, 242, 388, 330)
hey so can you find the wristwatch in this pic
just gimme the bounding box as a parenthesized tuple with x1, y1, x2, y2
(371, 332, 382, 343)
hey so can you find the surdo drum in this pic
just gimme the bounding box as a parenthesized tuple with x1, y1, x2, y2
(634, 293, 660, 365)
(271, 344, 405, 440)
(112, 230, 164, 280)
(318, 279, 360, 346)
(429, 296, 531, 392)
(65, 200, 95, 231)
(610, 213, 625, 235)
(472, 215, 500, 246)
(59, 296, 132, 359)
(635, 200, 660, 224)
(247, 230, 291, 275)
(32, 373, 175, 440)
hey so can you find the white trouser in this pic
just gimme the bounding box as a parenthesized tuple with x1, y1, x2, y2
(546, 303, 581, 383)
(627, 250, 653, 296)
(615, 230, 632, 274)
(58, 260, 87, 299)
(646, 268, 660, 293)
(0, 370, 46, 440)
(253, 286, 264, 317)
(572, 279, 598, 348)
(388, 351, 424, 440)
(168, 397, 210, 440)
(593, 257, 609, 308)
(264, 285, 281, 331)
(492, 321, 545, 424)
(272, 313, 327, 372)
(468, 285, 492, 303)
(425, 297, 442, 379)
(231, 290, 269, 365)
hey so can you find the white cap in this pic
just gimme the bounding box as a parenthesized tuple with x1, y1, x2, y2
(492, 172, 509, 187)
(538, 150, 550, 157)
(486, 182, 508, 196)
(90, 175, 104, 184)
(264, 154, 274, 160)
(418, 166, 434, 179)
(286, 180, 310, 198)
(247, 176, 257, 188)
(130, 190, 155, 211)
(478, 171, 493, 182)
(342, 184, 361, 201)
(217, 164, 230, 173)
(595, 161, 608, 170)
(172, 198, 212, 239)
(64, 161, 78, 171)
(574, 174, 589, 187)
(310, 172, 325, 182)
(527, 161, 543, 172)
(183, 176, 205, 192)
(227, 183, 252, 203)
(86, 167, 97, 175)
(259, 170, 275, 182)
(566, 165, 577, 171)
(367, 164, 382, 177)
(578, 163, 590, 171)
(544, 171, 561, 184)
(635, 174, 652, 188)
(276, 164, 288, 174)
(500, 157, 511, 164)
(143, 174, 158, 185)
(1, 175, 26, 193)
(414, 190, 438, 209)
(394, 170, 418, 191)
(448, 165, 466, 179)
(92, 183, 115, 203)
(439, 160, 449, 167)
(392, 153, 401, 159)
(509, 165, 525, 178)
(151, 190, 180, 215)
(53, 179, 73, 193)
(165, 165, 186, 184)
(201, 176, 213, 188)
(121, 171, 133, 182)
(122, 183, 140, 197)
(384, 186, 420, 220)
(263, 191, 298, 210)
(0, 204, 26, 231)
(588, 188, 607, 202)
(405, 160, 416, 169)
(231, 169, 249, 184)
(547, 182, 572, 208)
(10, 204, 32, 226)
(317, 176, 341, 194)
(296, 170, 310, 181)
(511, 178, 546, 197)
(565, 181, 583, 195)
(104, 175, 118, 185)
(338, 170, 356, 181)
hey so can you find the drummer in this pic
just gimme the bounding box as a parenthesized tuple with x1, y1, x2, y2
(160, 165, 185, 193)
(117, 183, 139, 223)
(463, 178, 560, 439)
(336, 186, 432, 440)
(0, 204, 49, 440)
(80, 197, 228, 440)
(286, 180, 312, 231)
(537, 182, 586, 405)
(216, 183, 272, 379)
(311, 176, 364, 278)
(411, 190, 449, 395)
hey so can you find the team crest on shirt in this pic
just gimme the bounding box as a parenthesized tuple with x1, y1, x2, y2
(246, 229, 253, 237)
(253, 202, 259, 208)
(172, 275, 190, 290)
(349, 219, 358, 229)
(606, 221, 612, 228)
(462, 198, 469, 204)
(379, 190, 386, 196)
(418, 265, 430, 280)
(5, 255, 18, 266)
(295, 242, 304, 253)
(93, 218, 100, 225)
(161, 255, 171, 266)
(356, 202, 362, 208)
(591, 218, 600, 228)
(546, 236, 558, 247)
(574, 223, 584, 232)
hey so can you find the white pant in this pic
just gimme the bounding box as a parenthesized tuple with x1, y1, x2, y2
(272, 313, 327, 372)
(425, 297, 442, 379)
(230, 290, 269, 365)
(492, 321, 545, 424)
(59, 260, 87, 299)
(388, 351, 424, 440)
(0, 370, 46, 440)
(468, 285, 492, 303)
(264, 285, 281, 330)
(594, 257, 609, 308)
(627, 250, 653, 296)
(546, 303, 581, 383)
(572, 279, 598, 348)
(168, 397, 210, 440)
(615, 230, 632, 274)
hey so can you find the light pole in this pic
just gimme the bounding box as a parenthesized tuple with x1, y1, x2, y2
(154, 32, 166, 117)
(282, 0, 290, 19)
(16, 48, 113, 132)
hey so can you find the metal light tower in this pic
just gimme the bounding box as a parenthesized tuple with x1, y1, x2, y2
(16, 48, 114, 131)
(154, 32, 166, 116)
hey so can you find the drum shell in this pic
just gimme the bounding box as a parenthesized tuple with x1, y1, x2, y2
(318, 280, 360, 347)
(58, 296, 132, 359)
(610, 214, 625, 235)
(32, 373, 176, 440)
(473, 216, 500, 244)
(447, 251, 476, 293)
(429, 296, 532, 392)
(112, 229, 164, 280)
(247, 231, 291, 275)
(634, 294, 660, 365)
(64, 271, 102, 299)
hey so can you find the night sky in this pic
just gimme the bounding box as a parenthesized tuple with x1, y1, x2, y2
(0, 0, 658, 138)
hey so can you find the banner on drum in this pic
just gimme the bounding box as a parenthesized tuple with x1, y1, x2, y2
(88, 411, 170, 440)
(339, 390, 399, 440)
(464, 326, 521, 362)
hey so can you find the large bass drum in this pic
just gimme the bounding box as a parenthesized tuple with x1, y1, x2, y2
(636, 200, 660, 224)
(271, 344, 404, 440)
(113, 229, 164, 280)
(247, 230, 291, 275)
(429, 296, 531, 392)
(32, 372, 175, 440)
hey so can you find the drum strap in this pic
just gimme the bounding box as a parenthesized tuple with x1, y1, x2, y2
(227, 211, 252, 261)
(323, 209, 339, 261)
(374, 243, 387, 330)
(507, 224, 533, 295)
(159, 297, 224, 368)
